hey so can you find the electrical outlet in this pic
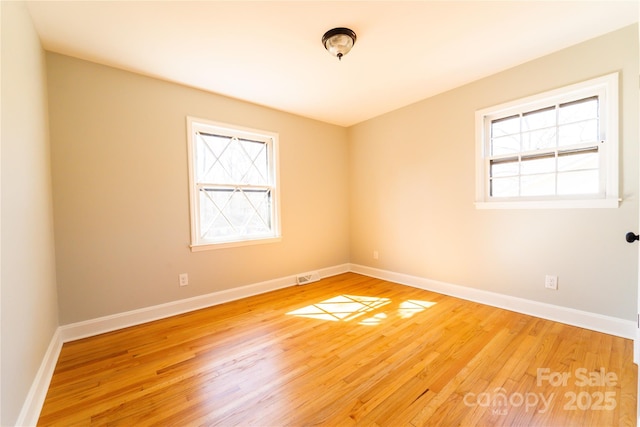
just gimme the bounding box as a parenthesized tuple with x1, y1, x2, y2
(544, 275, 558, 290)
(373, 250, 379, 260)
(179, 273, 189, 287)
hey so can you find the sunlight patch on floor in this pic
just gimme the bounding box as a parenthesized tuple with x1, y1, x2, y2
(359, 312, 387, 326)
(398, 300, 437, 318)
(286, 295, 391, 322)
(287, 295, 436, 324)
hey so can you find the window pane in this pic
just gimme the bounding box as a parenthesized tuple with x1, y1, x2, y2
(522, 107, 555, 131)
(491, 115, 519, 137)
(522, 128, 556, 151)
(557, 150, 598, 172)
(195, 133, 270, 185)
(558, 120, 598, 146)
(225, 139, 252, 183)
(199, 188, 272, 240)
(491, 177, 519, 197)
(491, 159, 518, 178)
(521, 155, 555, 175)
(196, 133, 230, 183)
(241, 189, 272, 234)
(557, 170, 599, 195)
(239, 139, 269, 185)
(198, 133, 228, 158)
(199, 188, 234, 239)
(559, 97, 598, 124)
(521, 173, 555, 196)
(491, 135, 520, 155)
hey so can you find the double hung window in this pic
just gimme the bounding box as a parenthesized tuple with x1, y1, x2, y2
(475, 73, 618, 209)
(187, 117, 280, 250)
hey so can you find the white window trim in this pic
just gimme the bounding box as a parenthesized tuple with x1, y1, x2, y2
(186, 117, 281, 251)
(475, 72, 619, 210)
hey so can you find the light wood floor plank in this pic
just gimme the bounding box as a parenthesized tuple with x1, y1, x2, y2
(38, 273, 637, 426)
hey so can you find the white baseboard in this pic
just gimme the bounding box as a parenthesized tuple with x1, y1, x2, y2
(15, 328, 63, 427)
(21, 262, 634, 425)
(351, 264, 636, 339)
(57, 262, 635, 343)
(22, 264, 349, 425)
(60, 263, 350, 343)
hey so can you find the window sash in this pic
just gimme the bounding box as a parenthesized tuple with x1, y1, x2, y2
(488, 147, 601, 199)
(187, 117, 280, 249)
(197, 185, 274, 243)
(475, 72, 618, 209)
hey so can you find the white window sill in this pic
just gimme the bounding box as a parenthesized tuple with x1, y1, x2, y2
(190, 236, 282, 251)
(475, 198, 620, 210)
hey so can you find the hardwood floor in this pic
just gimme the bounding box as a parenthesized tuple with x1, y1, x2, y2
(38, 273, 637, 426)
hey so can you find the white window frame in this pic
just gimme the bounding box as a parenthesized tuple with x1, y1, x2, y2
(475, 73, 619, 209)
(186, 117, 281, 251)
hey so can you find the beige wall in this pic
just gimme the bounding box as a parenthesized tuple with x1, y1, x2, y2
(1, 2, 60, 425)
(47, 53, 350, 325)
(349, 24, 639, 320)
(46, 25, 640, 326)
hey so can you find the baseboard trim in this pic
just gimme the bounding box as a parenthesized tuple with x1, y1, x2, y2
(24, 265, 349, 424)
(58, 261, 634, 343)
(15, 328, 63, 427)
(60, 263, 350, 343)
(350, 264, 635, 339)
(22, 262, 633, 425)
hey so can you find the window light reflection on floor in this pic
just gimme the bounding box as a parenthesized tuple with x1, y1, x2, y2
(359, 312, 387, 326)
(286, 295, 391, 322)
(286, 295, 436, 325)
(398, 300, 437, 318)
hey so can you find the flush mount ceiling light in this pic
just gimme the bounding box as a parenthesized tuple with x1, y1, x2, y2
(322, 27, 357, 61)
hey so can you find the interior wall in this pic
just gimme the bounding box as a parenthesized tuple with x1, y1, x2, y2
(1, 2, 60, 425)
(349, 24, 639, 320)
(47, 53, 350, 325)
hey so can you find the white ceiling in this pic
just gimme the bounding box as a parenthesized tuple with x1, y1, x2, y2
(27, 1, 639, 127)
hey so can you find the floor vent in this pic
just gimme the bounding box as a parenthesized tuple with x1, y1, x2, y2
(296, 271, 320, 285)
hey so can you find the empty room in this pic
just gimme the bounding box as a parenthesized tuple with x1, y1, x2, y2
(3, 1, 640, 425)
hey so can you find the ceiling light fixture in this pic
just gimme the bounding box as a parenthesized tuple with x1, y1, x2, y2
(322, 27, 357, 61)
